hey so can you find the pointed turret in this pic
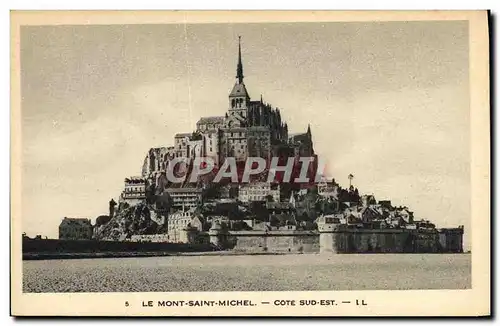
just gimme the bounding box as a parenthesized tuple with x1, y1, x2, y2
(236, 35, 244, 84)
(306, 124, 314, 154)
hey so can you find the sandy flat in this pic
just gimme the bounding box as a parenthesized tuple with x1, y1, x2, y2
(23, 253, 471, 293)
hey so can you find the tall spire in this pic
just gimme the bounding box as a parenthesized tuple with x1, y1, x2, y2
(236, 36, 244, 84)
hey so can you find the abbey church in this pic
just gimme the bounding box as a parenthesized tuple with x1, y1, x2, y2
(142, 37, 315, 182)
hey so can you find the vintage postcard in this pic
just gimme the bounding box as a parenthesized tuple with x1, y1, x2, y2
(10, 10, 490, 317)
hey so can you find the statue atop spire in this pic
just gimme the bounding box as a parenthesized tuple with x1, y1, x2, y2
(236, 36, 244, 84)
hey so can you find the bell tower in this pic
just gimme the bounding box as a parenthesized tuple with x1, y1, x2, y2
(228, 36, 250, 119)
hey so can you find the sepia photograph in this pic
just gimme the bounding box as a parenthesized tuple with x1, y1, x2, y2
(10, 10, 490, 316)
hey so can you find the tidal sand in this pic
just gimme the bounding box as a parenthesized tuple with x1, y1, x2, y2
(23, 253, 471, 293)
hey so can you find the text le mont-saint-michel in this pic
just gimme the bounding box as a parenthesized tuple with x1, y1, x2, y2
(138, 299, 368, 308)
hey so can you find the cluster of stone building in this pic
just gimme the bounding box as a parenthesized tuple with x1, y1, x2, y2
(111, 37, 317, 242)
(141, 38, 313, 181)
(55, 37, 463, 252)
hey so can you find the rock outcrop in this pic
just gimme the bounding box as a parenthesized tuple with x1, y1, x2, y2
(94, 202, 167, 241)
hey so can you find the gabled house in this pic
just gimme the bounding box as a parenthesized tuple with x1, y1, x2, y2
(59, 217, 93, 240)
(360, 206, 384, 223)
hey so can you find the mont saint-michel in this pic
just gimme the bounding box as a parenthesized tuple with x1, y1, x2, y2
(22, 36, 464, 257)
(14, 14, 487, 316)
(18, 18, 475, 295)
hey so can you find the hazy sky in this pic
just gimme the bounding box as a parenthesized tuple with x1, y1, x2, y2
(20, 21, 470, 246)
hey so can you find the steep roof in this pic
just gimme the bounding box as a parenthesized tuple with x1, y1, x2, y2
(224, 113, 246, 127)
(125, 176, 145, 183)
(229, 82, 249, 98)
(197, 116, 225, 125)
(360, 206, 383, 217)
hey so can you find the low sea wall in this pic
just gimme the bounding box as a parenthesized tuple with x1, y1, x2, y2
(22, 238, 214, 255)
(213, 227, 463, 254)
(319, 228, 434, 253)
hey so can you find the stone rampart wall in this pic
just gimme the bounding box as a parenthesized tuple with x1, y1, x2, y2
(213, 228, 463, 253)
(228, 230, 319, 253)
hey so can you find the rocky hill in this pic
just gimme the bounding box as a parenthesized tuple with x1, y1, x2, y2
(93, 202, 167, 241)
